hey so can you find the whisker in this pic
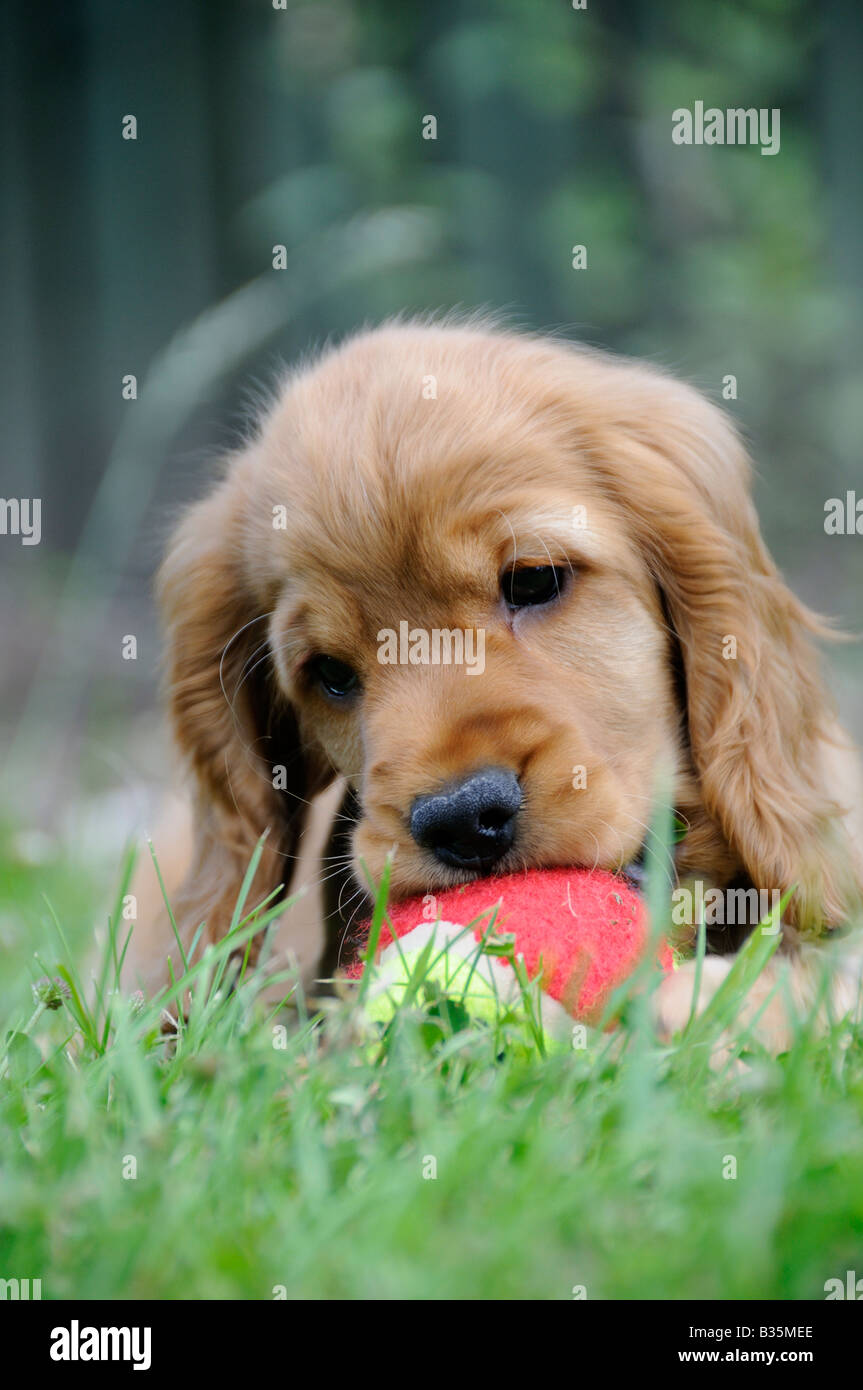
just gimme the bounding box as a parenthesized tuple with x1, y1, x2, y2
(218, 611, 274, 712)
(494, 508, 519, 570)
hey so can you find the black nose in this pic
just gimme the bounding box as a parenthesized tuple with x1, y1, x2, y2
(409, 768, 522, 871)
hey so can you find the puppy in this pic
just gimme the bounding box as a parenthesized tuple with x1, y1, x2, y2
(128, 317, 863, 1043)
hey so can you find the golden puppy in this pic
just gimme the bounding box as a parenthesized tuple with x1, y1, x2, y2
(130, 317, 863, 1042)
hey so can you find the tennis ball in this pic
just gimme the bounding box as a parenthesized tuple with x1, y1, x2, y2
(348, 866, 673, 1037)
(359, 918, 527, 1029)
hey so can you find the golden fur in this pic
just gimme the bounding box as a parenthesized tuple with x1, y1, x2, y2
(128, 318, 863, 1041)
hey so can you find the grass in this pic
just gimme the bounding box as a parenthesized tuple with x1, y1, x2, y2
(1, 821, 863, 1301)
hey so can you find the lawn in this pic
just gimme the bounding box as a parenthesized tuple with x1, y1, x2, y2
(1, 824, 862, 1302)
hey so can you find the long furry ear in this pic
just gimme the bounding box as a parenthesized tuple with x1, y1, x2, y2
(157, 473, 327, 961)
(587, 366, 861, 934)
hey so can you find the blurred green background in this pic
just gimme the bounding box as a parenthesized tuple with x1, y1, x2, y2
(2, 0, 862, 856)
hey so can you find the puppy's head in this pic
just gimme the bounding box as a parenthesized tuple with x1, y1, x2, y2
(160, 320, 859, 951)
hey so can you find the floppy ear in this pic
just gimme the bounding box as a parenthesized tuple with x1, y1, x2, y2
(588, 368, 860, 934)
(157, 472, 329, 962)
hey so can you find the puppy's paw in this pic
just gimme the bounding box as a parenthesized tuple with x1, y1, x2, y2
(655, 952, 801, 1061)
(654, 955, 731, 1042)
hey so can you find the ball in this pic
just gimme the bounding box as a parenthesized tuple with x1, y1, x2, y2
(347, 867, 673, 1039)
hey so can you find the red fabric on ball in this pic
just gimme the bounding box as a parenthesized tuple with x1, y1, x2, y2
(349, 867, 673, 1024)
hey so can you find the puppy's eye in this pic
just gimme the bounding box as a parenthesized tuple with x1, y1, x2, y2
(501, 565, 566, 608)
(309, 655, 359, 699)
